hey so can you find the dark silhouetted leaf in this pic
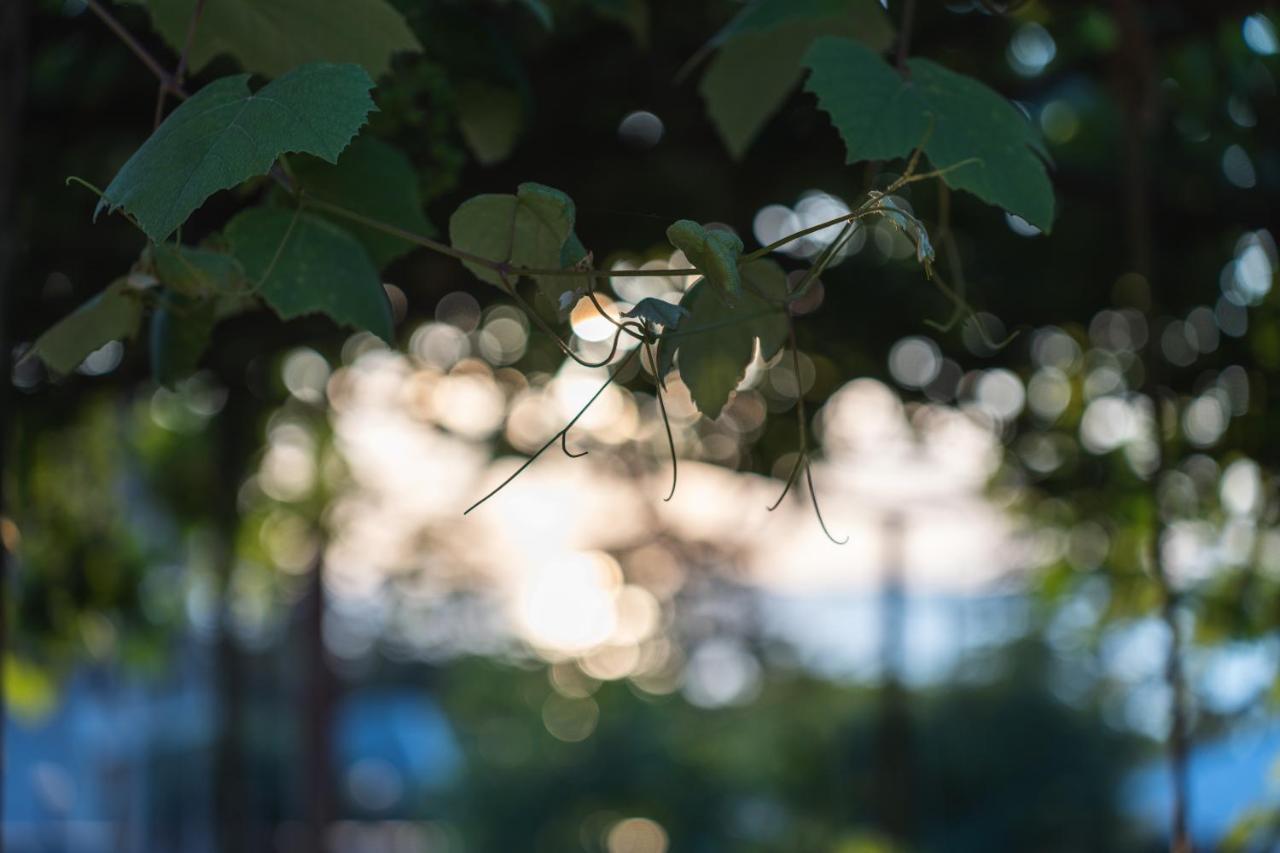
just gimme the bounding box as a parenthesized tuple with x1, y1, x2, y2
(668, 259, 788, 419)
(121, 0, 420, 78)
(624, 298, 690, 330)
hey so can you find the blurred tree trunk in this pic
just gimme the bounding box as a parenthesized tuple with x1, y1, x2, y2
(873, 511, 912, 842)
(1112, 2, 1192, 851)
(0, 3, 30, 849)
(212, 384, 251, 853)
(302, 546, 336, 852)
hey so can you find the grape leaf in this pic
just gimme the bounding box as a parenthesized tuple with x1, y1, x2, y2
(449, 182, 582, 304)
(150, 243, 248, 298)
(666, 221, 744, 301)
(24, 279, 143, 376)
(700, 1, 892, 159)
(120, 0, 420, 78)
(96, 63, 376, 243)
(667, 259, 788, 419)
(150, 291, 218, 388)
(291, 136, 433, 269)
(224, 208, 393, 342)
(803, 36, 1054, 231)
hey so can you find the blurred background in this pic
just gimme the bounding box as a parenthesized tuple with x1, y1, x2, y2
(3, 1, 1280, 851)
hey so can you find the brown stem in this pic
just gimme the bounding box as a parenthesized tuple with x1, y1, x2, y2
(85, 0, 187, 99)
(153, 0, 206, 127)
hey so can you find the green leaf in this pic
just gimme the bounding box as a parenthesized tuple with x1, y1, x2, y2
(803, 36, 1054, 231)
(666, 221, 744, 300)
(150, 243, 248, 298)
(150, 244, 258, 322)
(96, 63, 376, 243)
(291, 136, 433, 269)
(701, 1, 892, 159)
(448, 182, 582, 304)
(150, 291, 218, 388)
(668, 259, 788, 419)
(224, 208, 393, 342)
(121, 0, 420, 78)
(456, 82, 525, 166)
(25, 279, 143, 376)
(623, 298, 690, 330)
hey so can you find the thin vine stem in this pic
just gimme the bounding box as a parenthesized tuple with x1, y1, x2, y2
(305, 191, 898, 286)
(494, 268, 641, 369)
(464, 348, 639, 515)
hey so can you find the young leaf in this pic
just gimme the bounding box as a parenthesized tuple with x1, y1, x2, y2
(803, 37, 1055, 232)
(456, 82, 525, 166)
(448, 182, 581, 304)
(623, 298, 690, 330)
(150, 291, 218, 388)
(871, 193, 936, 269)
(120, 0, 420, 78)
(25, 280, 143, 376)
(667, 259, 788, 419)
(292, 136, 434, 269)
(666, 221, 744, 300)
(96, 63, 376, 243)
(224, 208, 393, 343)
